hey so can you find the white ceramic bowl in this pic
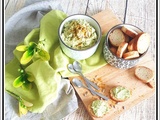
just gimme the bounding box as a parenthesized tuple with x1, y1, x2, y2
(103, 24, 149, 69)
(58, 14, 102, 60)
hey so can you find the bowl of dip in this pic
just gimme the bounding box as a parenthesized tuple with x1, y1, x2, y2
(58, 14, 102, 60)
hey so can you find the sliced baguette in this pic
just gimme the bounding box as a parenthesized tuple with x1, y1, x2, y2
(110, 47, 117, 55)
(134, 32, 150, 54)
(128, 39, 135, 51)
(110, 86, 131, 102)
(109, 28, 125, 47)
(123, 51, 139, 59)
(147, 80, 155, 88)
(116, 42, 128, 58)
(124, 34, 130, 43)
(135, 66, 154, 83)
(127, 33, 143, 51)
(121, 26, 138, 38)
(88, 102, 101, 118)
(88, 99, 109, 118)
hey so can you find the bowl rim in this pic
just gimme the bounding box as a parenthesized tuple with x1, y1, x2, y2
(104, 23, 149, 61)
(58, 14, 102, 51)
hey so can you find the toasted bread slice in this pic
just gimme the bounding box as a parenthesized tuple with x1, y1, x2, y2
(88, 99, 110, 118)
(116, 42, 128, 58)
(88, 102, 101, 118)
(134, 32, 150, 54)
(123, 51, 139, 59)
(127, 33, 143, 51)
(124, 34, 130, 43)
(121, 26, 138, 38)
(147, 80, 155, 88)
(135, 66, 154, 83)
(110, 86, 131, 102)
(110, 47, 117, 55)
(128, 38, 135, 51)
(108, 28, 125, 47)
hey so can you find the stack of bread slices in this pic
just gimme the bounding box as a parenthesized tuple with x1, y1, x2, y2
(108, 26, 151, 59)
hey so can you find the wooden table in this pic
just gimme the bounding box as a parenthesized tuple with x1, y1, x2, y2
(5, 0, 156, 120)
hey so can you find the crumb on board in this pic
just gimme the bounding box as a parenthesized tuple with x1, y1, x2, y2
(83, 91, 88, 96)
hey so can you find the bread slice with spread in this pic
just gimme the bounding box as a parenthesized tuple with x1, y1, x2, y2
(109, 86, 131, 102)
(88, 99, 110, 118)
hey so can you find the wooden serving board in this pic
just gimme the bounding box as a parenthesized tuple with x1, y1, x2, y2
(70, 8, 155, 120)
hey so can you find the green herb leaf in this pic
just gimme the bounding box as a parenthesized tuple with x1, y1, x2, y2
(19, 102, 28, 116)
(21, 98, 33, 107)
(13, 76, 23, 88)
(16, 45, 28, 51)
(26, 72, 35, 82)
(38, 49, 50, 61)
(28, 42, 37, 49)
(20, 50, 34, 65)
(21, 81, 32, 91)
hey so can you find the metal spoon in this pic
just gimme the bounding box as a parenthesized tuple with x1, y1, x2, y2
(72, 78, 109, 101)
(72, 61, 99, 90)
(67, 63, 99, 90)
(68, 64, 77, 73)
(68, 63, 96, 95)
(72, 78, 87, 88)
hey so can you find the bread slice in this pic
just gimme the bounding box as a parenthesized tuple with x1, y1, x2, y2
(121, 26, 138, 38)
(88, 102, 101, 118)
(116, 42, 128, 58)
(128, 38, 135, 51)
(88, 99, 110, 118)
(147, 80, 155, 88)
(110, 47, 117, 55)
(124, 34, 130, 43)
(110, 86, 131, 102)
(135, 66, 154, 83)
(123, 51, 139, 59)
(134, 32, 150, 54)
(108, 28, 125, 47)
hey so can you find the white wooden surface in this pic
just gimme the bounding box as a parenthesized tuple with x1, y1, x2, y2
(5, 0, 156, 120)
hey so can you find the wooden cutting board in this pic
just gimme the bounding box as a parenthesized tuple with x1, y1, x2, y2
(69, 8, 155, 120)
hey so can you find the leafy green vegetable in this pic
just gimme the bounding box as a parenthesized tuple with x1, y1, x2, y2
(27, 72, 35, 82)
(16, 45, 28, 51)
(13, 67, 34, 91)
(6, 90, 33, 116)
(21, 81, 32, 91)
(38, 49, 50, 61)
(19, 102, 28, 116)
(20, 50, 34, 65)
(16, 41, 50, 65)
(13, 76, 24, 88)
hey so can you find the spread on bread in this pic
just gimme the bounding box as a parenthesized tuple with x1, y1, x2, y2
(110, 86, 131, 102)
(108, 26, 151, 60)
(90, 99, 109, 117)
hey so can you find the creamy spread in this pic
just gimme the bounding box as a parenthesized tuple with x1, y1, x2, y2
(61, 19, 97, 50)
(112, 86, 131, 99)
(91, 100, 109, 117)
